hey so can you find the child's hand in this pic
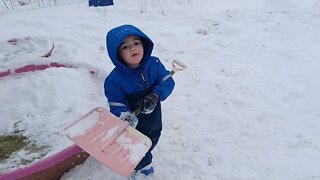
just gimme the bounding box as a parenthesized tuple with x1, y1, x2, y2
(140, 93, 159, 114)
(120, 112, 139, 128)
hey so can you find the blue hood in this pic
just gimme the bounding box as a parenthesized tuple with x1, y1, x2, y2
(106, 25, 154, 71)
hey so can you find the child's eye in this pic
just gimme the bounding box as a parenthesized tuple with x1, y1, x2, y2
(121, 45, 128, 50)
(134, 42, 142, 46)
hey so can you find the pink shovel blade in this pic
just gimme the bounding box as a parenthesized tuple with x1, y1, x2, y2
(63, 107, 152, 176)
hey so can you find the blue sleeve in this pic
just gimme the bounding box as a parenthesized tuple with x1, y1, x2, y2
(104, 74, 130, 117)
(152, 58, 175, 101)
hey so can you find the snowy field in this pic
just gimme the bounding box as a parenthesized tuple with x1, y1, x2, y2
(1, 0, 320, 179)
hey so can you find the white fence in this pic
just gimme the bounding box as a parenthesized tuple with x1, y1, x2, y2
(1, 0, 87, 14)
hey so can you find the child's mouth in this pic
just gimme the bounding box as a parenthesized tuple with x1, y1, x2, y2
(131, 53, 139, 57)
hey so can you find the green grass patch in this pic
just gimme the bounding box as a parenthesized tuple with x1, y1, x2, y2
(0, 134, 50, 165)
(0, 134, 28, 161)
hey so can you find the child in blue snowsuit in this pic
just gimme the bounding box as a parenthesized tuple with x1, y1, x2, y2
(104, 24, 175, 176)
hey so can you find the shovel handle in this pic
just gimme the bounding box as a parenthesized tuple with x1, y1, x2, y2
(132, 59, 187, 117)
(171, 59, 188, 75)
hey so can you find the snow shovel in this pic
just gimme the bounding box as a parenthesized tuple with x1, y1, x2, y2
(64, 59, 187, 176)
(64, 107, 151, 176)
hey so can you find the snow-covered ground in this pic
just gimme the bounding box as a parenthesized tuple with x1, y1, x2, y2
(1, 0, 320, 179)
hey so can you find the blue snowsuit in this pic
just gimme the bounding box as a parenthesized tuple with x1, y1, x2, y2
(104, 25, 175, 170)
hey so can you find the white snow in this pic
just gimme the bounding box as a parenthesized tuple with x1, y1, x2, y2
(100, 125, 119, 143)
(64, 110, 100, 138)
(116, 133, 149, 165)
(1, 0, 320, 180)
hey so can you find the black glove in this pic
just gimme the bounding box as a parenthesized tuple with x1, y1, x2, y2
(140, 93, 159, 114)
(120, 112, 139, 128)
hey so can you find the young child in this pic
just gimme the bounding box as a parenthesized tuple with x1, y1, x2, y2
(104, 24, 175, 178)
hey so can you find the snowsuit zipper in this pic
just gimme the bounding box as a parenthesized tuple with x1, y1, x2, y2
(139, 71, 147, 90)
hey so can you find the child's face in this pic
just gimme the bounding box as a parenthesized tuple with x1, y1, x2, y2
(118, 35, 144, 68)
